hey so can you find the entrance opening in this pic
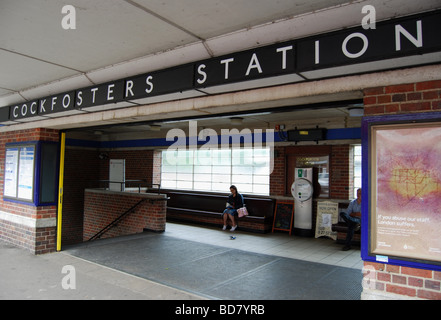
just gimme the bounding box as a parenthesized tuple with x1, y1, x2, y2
(59, 99, 363, 268)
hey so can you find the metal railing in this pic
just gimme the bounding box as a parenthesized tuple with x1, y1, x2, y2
(88, 198, 147, 242)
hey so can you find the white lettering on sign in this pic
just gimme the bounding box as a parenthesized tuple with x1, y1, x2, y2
(245, 53, 263, 76)
(145, 76, 154, 94)
(197, 64, 207, 84)
(396, 20, 423, 51)
(276, 46, 293, 70)
(342, 32, 369, 59)
(221, 58, 235, 80)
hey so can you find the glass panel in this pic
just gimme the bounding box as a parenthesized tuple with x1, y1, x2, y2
(194, 166, 212, 174)
(253, 184, 270, 195)
(194, 173, 211, 182)
(194, 182, 212, 190)
(234, 183, 253, 193)
(212, 182, 231, 192)
(212, 166, 231, 174)
(253, 175, 269, 184)
(232, 165, 253, 175)
(160, 148, 270, 196)
(232, 175, 253, 184)
(177, 181, 193, 189)
(354, 145, 362, 156)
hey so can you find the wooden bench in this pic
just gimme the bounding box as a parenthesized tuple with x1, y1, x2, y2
(331, 221, 361, 245)
(165, 190, 275, 233)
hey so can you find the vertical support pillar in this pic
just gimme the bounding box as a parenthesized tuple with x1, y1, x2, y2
(57, 132, 66, 251)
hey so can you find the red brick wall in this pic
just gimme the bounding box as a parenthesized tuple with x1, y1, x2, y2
(364, 262, 441, 300)
(0, 128, 59, 254)
(330, 145, 351, 199)
(364, 80, 441, 116)
(62, 148, 101, 245)
(61, 148, 156, 245)
(270, 146, 286, 196)
(83, 190, 166, 241)
(99, 150, 155, 181)
(362, 79, 441, 300)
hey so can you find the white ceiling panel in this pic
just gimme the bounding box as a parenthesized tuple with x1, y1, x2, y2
(0, 0, 197, 83)
(132, 0, 350, 40)
(0, 49, 79, 92)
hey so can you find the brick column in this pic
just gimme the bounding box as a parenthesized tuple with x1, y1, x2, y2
(362, 79, 441, 300)
(0, 128, 59, 254)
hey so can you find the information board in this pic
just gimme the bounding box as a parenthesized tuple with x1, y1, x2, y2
(272, 200, 294, 235)
(4, 148, 19, 197)
(4, 145, 35, 201)
(17, 146, 35, 200)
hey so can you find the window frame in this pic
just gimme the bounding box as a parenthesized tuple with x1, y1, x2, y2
(160, 147, 271, 196)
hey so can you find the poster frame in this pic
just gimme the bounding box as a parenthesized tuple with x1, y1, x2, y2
(3, 141, 59, 207)
(3, 143, 36, 204)
(361, 111, 441, 271)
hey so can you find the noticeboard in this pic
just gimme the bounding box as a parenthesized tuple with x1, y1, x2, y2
(315, 201, 339, 240)
(3, 145, 35, 202)
(272, 200, 294, 235)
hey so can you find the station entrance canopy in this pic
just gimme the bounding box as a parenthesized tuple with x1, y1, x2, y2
(1, 9, 440, 123)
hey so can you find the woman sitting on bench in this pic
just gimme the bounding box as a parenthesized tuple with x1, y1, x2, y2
(222, 185, 244, 232)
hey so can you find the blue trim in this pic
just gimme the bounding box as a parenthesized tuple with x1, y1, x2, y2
(4, 143, 37, 206)
(66, 127, 361, 149)
(361, 112, 441, 271)
(326, 128, 361, 140)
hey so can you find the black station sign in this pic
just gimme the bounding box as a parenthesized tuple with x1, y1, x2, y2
(2, 9, 440, 122)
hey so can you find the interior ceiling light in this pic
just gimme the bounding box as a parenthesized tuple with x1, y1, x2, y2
(150, 125, 161, 131)
(348, 107, 364, 117)
(230, 117, 244, 125)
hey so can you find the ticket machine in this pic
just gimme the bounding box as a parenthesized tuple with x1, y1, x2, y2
(291, 168, 314, 236)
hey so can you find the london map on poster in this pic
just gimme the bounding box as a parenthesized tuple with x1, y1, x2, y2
(371, 123, 441, 263)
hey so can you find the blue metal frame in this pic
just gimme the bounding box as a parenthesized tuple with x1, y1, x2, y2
(4, 141, 58, 207)
(361, 112, 441, 271)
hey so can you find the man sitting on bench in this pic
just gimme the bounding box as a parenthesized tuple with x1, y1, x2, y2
(340, 188, 361, 251)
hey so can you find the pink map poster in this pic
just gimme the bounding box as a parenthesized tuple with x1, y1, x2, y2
(371, 123, 441, 263)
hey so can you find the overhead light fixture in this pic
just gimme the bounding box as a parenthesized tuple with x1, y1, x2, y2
(348, 107, 364, 117)
(149, 125, 161, 131)
(230, 117, 243, 125)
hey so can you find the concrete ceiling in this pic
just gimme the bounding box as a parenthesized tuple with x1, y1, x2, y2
(0, 0, 348, 98)
(1, 0, 440, 133)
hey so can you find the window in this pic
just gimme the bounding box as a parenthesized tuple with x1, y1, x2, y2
(353, 145, 362, 198)
(161, 148, 271, 195)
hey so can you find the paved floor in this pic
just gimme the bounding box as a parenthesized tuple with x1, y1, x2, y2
(65, 223, 363, 300)
(0, 222, 363, 300)
(165, 223, 363, 270)
(0, 240, 203, 300)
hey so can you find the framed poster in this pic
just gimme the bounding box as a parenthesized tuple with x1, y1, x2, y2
(363, 113, 441, 269)
(4, 142, 58, 206)
(3, 144, 35, 203)
(17, 146, 35, 200)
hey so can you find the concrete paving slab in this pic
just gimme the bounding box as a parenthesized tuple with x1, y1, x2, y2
(64, 232, 363, 300)
(0, 241, 205, 300)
